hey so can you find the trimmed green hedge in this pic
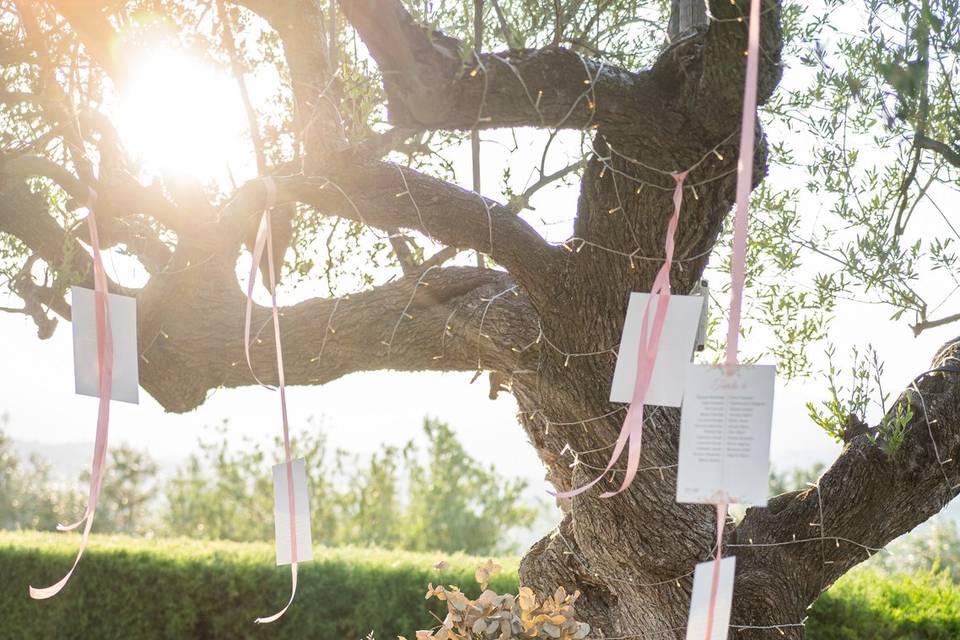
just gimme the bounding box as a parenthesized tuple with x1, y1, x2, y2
(807, 569, 960, 640)
(0, 531, 517, 639)
(2, 532, 959, 639)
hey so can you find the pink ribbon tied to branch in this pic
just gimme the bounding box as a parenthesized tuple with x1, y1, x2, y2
(553, 170, 689, 500)
(30, 189, 113, 600)
(705, 0, 762, 637)
(243, 177, 300, 624)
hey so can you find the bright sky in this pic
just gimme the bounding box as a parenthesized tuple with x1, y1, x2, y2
(2, 7, 958, 533)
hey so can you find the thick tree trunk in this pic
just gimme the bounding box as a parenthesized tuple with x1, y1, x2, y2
(508, 136, 791, 636)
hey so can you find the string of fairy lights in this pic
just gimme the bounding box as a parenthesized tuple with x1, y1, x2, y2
(100, 7, 951, 635)
(256, 13, 955, 638)
(337, 3, 955, 638)
(15, 0, 957, 636)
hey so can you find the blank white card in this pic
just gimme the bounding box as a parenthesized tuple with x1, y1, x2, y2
(676, 364, 775, 506)
(685, 556, 736, 640)
(71, 286, 139, 404)
(609, 293, 704, 407)
(272, 458, 314, 566)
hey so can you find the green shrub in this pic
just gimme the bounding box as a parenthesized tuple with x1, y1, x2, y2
(807, 568, 960, 640)
(4, 532, 960, 639)
(0, 531, 518, 640)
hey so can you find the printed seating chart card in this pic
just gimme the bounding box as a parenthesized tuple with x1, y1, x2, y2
(676, 364, 775, 506)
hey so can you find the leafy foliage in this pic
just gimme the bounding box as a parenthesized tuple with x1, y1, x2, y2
(741, 0, 960, 378)
(0, 417, 83, 532)
(870, 520, 960, 582)
(0, 417, 539, 555)
(804, 343, 916, 450)
(0, 530, 518, 640)
(769, 462, 827, 496)
(165, 417, 537, 554)
(807, 568, 960, 639)
(0, 530, 956, 640)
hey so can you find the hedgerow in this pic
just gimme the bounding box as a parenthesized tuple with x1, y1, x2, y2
(2, 532, 957, 639)
(806, 568, 960, 640)
(0, 531, 516, 639)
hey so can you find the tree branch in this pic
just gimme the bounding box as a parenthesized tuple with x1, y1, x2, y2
(341, 0, 782, 140)
(342, 0, 664, 133)
(232, 0, 346, 171)
(3, 253, 68, 338)
(218, 163, 559, 297)
(916, 134, 960, 168)
(136, 265, 539, 412)
(734, 337, 960, 617)
(0, 175, 119, 295)
(912, 310, 960, 336)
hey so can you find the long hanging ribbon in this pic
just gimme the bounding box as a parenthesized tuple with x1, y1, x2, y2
(30, 190, 113, 599)
(705, 0, 762, 637)
(554, 171, 688, 499)
(703, 502, 729, 639)
(244, 178, 300, 624)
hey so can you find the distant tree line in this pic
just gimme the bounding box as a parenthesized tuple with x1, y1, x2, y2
(0, 416, 540, 556)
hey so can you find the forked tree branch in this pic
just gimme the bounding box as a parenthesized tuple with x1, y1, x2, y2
(342, 0, 666, 133)
(233, 0, 347, 170)
(916, 134, 960, 168)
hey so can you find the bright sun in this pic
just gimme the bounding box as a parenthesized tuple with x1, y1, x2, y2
(115, 49, 249, 181)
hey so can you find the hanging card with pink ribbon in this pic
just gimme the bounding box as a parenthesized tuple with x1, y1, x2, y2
(244, 179, 312, 624)
(71, 286, 139, 404)
(272, 458, 314, 565)
(609, 292, 703, 407)
(675, 363, 775, 506)
(554, 171, 689, 499)
(685, 556, 736, 640)
(680, 0, 765, 637)
(30, 195, 115, 600)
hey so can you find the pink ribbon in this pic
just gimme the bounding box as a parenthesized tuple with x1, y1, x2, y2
(705, 0, 762, 636)
(726, 0, 761, 369)
(554, 171, 688, 499)
(703, 502, 729, 639)
(244, 179, 300, 624)
(30, 190, 113, 600)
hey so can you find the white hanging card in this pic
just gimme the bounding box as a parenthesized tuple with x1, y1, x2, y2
(71, 286, 140, 404)
(272, 457, 313, 566)
(676, 364, 775, 506)
(685, 556, 736, 640)
(609, 293, 704, 407)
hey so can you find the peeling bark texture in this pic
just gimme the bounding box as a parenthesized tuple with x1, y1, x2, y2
(1, 0, 958, 638)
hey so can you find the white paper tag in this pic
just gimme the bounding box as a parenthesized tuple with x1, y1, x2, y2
(272, 457, 313, 566)
(71, 286, 139, 404)
(676, 364, 775, 506)
(685, 556, 736, 640)
(609, 293, 704, 407)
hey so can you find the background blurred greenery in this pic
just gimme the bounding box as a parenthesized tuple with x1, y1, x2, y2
(1, 531, 958, 640)
(4, 414, 960, 638)
(0, 415, 541, 556)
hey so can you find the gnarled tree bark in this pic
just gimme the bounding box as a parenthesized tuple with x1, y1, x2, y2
(1, 0, 958, 637)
